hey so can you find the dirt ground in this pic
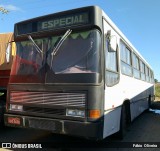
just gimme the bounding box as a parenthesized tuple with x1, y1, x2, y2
(155, 97, 160, 101)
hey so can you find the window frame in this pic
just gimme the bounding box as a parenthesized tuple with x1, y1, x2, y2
(120, 40, 133, 77)
(105, 34, 119, 87)
(132, 52, 140, 79)
(145, 65, 150, 82)
(140, 60, 146, 81)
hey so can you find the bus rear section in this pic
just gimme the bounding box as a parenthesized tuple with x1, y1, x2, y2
(0, 33, 16, 126)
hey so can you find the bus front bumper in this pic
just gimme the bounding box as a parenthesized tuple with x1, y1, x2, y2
(4, 114, 103, 139)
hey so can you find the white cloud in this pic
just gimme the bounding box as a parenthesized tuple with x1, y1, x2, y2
(0, 4, 21, 12)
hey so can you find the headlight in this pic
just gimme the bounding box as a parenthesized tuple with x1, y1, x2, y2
(10, 104, 23, 111)
(66, 109, 85, 117)
(0, 92, 4, 96)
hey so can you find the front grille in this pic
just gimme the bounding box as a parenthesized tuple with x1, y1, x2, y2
(28, 119, 60, 131)
(10, 91, 86, 116)
(23, 106, 65, 115)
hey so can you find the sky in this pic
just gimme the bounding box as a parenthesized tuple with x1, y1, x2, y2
(0, 0, 160, 81)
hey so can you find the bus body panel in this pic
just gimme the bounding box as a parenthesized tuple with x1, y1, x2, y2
(103, 107, 121, 138)
(102, 16, 154, 138)
(6, 83, 105, 139)
(4, 113, 103, 139)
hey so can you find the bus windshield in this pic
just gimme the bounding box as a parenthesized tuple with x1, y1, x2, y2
(10, 29, 101, 83)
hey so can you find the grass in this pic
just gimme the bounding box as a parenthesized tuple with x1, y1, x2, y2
(155, 83, 160, 101)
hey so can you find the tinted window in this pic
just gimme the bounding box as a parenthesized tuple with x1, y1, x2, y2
(133, 53, 140, 79)
(120, 41, 132, 76)
(105, 36, 119, 86)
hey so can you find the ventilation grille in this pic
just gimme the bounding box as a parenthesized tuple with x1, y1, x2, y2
(10, 91, 86, 116)
(10, 91, 86, 107)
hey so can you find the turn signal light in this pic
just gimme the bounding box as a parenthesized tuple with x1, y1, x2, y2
(89, 109, 100, 119)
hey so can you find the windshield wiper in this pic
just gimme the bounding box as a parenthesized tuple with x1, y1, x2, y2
(28, 35, 43, 53)
(50, 29, 72, 68)
(51, 29, 72, 56)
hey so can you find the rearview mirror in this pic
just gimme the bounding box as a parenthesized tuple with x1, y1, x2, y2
(110, 35, 117, 52)
(107, 30, 117, 52)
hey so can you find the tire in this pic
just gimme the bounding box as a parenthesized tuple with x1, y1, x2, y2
(0, 101, 5, 127)
(148, 95, 151, 108)
(117, 105, 128, 139)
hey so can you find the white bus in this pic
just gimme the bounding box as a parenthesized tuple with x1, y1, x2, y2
(5, 6, 154, 140)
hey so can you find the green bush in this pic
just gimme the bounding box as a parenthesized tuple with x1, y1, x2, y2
(155, 84, 160, 97)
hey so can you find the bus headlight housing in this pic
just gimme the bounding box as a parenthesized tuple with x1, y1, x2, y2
(10, 104, 23, 111)
(66, 109, 85, 117)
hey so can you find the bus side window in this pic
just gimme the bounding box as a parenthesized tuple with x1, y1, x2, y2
(132, 53, 140, 79)
(145, 66, 149, 82)
(120, 41, 132, 76)
(105, 35, 119, 86)
(140, 60, 145, 81)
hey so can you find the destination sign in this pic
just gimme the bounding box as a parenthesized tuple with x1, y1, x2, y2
(38, 12, 89, 31)
(15, 10, 92, 37)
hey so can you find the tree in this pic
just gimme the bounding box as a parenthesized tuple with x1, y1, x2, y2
(0, 7, 9, 14)
(155, 79, 158, 83)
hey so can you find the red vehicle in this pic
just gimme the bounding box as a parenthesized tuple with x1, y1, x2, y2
(0, 33, 16, 126)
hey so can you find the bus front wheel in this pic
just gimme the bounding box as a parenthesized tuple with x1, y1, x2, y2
(117, 104, 128, 139)
(0, 100, 5, 127)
